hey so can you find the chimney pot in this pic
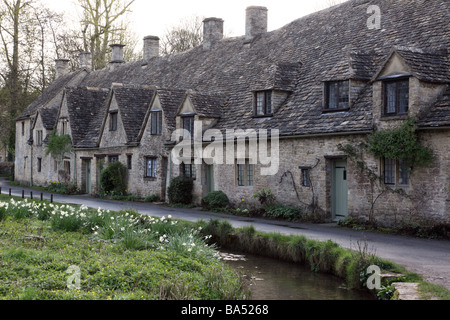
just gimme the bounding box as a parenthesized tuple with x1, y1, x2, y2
(110, 44, 126, 63)
(55, 58, 70, 78)
(143, 36, 160, 59)
(203, 17, 224, 50)
(79, 52, 92, 71)
(245, 6, 268, 40)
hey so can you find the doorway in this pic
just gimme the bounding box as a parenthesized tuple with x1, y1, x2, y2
(332, 160, 348, 220)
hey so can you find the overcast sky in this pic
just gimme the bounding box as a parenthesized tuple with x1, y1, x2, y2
(43, 0, 341, 41)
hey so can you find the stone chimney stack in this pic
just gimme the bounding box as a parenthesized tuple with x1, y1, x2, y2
(245, 6, 268, 40)
(203, 17, 224, 50)
(55, 58, 70, 78)
(143, 36, 160, 59)
(79, 52, 92, 71)
(110, 44, 126, 64)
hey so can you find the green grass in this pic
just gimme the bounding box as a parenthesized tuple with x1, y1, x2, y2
(0, 197, 249, 300)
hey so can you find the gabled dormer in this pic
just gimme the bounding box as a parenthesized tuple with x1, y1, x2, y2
(175, 90, 226, 140)
(252, 62, 301, 117)
(99, 85, 155, 148)
(372, 48, 450, 126)
(322, 52, 376, 113)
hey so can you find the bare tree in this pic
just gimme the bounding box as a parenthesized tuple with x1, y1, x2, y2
(160, 15, 204, 55)
(78, 0, 137, 70)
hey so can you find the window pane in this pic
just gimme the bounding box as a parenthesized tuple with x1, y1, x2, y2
(386, 83, 396, 114)
(265, 91, 272, 114)
(237, 164, 245, 186)
(256, 92, 264, 115)
(183, 117, 194, 138)
(384, 158, 395, 184)
(151, 112, 157, 135)
(338, 81, 349, 109)
(328, 82, 338, 109)
(302, 169, 310, 187)
(398, 160, 410, 185)
(398, 81, 409, 114)
(247, 163, 254, 186)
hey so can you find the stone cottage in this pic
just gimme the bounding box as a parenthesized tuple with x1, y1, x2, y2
(15, 0, 449, 226)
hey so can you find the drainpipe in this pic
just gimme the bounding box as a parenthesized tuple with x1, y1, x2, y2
(70, 150, 77, 187)
(30, 145, 33, 186)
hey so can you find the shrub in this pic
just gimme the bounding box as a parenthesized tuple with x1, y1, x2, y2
(144, 194, 160, 203)
(202, 191, 229, 210)
(167, 176, 193, 205)
(252, 188, 275, 207)
(100, 161, 128, 195)
(264, 204, 300, 221)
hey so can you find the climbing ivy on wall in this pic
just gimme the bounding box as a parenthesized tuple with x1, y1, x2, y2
(338, 118, 434, 225)
(365, 118, 434, 170)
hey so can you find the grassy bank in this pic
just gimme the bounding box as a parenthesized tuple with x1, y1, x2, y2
(0, 196, 249, 300)
(197, 219, 450, 300)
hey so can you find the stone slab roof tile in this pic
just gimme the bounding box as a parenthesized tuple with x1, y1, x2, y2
(65, 87, 110, 148)
(113, 86, 155, 143)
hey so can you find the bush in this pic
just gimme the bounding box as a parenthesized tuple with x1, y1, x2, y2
(202, 191, 229, 210)
(253, 188, 275, 207)
(100, 161, 128, 195)
(264, 204, 300, 221)
(144, 194, 160, 203)
(167, 176, 194, 205)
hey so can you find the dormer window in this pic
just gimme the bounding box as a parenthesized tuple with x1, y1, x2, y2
(384, 78, 409, 116)
(255, 91, 272, 116)
(110, 111, 118, 131)
(182, 116, 195, 139)
(151, 111, 162, 135)
(325, 80, 349, 111)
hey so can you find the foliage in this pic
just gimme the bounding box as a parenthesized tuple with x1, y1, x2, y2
(167, 176, 194, 205)
(45, 132, 72, 161)
(366, 118, 434, 170)
(0, 198, 249, 300)
(47, 181, 80, 195)
(100, 161, 128, 195)
(263, 204, 301, 221)
(144, 194, 160, 203)
(252, 188, 275, 207)
(202, 191, 229, 210)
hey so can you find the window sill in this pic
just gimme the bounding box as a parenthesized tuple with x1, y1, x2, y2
(144, 177, 157, 181)
(253, 114, 273, 119)
(380, 114, 409, 121)
(322, 108, 350, 113)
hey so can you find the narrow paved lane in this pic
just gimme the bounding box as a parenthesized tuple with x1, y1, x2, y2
(1, 178, 449, 290)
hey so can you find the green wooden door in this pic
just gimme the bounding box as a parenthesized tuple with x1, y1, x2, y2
(205, 164, 214, 194)
(86, 160, 92, 194)
(333, 160, 348, 218)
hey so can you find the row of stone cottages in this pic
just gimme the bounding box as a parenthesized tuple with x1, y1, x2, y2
(15, 1, 449, 226)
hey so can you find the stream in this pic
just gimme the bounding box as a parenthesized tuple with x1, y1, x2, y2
(221, 252, 376, 300)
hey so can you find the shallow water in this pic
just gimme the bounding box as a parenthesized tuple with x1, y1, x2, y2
(221, 252, 376, 300)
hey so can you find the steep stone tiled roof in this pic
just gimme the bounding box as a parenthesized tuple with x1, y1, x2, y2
(23, 0, 450, 144)
(75, 0, 448, 138)
(18, 70, 85, 120)
(155, 88, 187, 131)
(64, 87, 110, 148)
(396, 49, 450, 83)
(187, 91, 227, 118)
(39, 107, 59, 130)
(418, 85, 450, 128)
(113, 86, 155, 143)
